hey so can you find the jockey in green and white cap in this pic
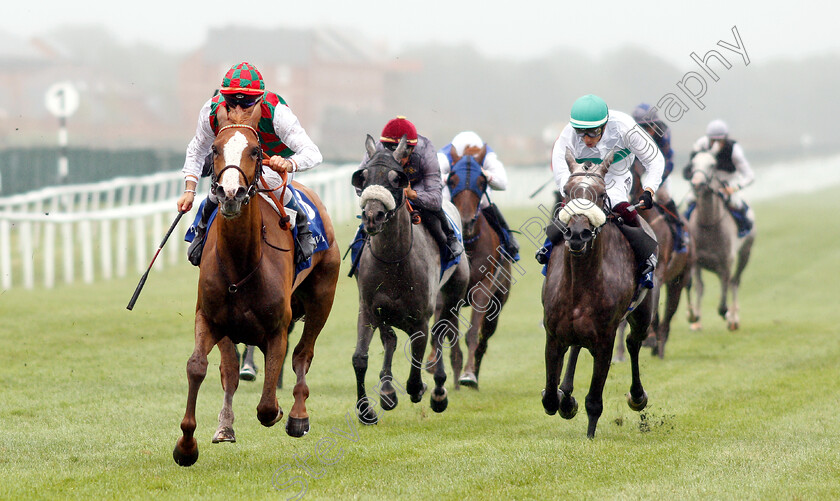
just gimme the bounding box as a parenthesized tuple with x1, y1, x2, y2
(552, 94, 664, 214)
(548, 94, 665, 288)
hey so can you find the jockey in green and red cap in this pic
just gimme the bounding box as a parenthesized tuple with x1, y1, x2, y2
(177, 61, 323, 268)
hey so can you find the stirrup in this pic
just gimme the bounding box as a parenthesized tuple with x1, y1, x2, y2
(187, 225, 207, 266)
(535, 246, 550, 265)
(446, 235, 464, 258)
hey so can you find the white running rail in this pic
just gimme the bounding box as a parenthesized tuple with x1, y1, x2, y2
(0, 163, 365, 290)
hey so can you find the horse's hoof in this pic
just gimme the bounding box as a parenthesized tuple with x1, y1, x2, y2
(430, 388, 448, 413)
(212, 426, 236, 443)
(728, 321, 739, 331)
(559, 396, 578, 420)
(380, 391, 398, 411)
(689, 322, 702, 332)
(356, 402, 379, 426)
(541, 389, 561, 415)
(258, 407, 283, 427)
(239, 365, 257, 381)
(173, 438, 198, 467)
(627, 390, 648, 412)
(286, 416, 310, 438)
(409, 382, 427, 403)
(459, 372, 479, 390)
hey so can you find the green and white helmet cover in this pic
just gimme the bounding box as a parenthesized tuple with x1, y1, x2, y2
(570, 94, 609, 129)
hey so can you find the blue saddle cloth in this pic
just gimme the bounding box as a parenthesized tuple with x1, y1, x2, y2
(348, 212, 462, 279)
(185, 187, 330, 277)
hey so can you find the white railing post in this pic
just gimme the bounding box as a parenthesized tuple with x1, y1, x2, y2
(44, 223, 55, 288)
(1, 220, 11, 289)
(62, 222, 74, 284)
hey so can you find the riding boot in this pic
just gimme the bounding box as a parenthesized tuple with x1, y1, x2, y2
(287, 195, 316, 268)
(613, 202, 658, 289)
(423, 210, 462, 260)
(435, 209, 464, 258)
(187, 198, 218, 266)
(535, 219, 565, 265)
(482, 203, 520, 256)
(663, 199, 689, 251)
(729, 201, 754, 237)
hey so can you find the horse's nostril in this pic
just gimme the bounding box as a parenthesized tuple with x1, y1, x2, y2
(374, 210, 386, 223)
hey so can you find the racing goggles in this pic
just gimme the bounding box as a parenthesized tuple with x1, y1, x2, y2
(223, 92, 263, 108)
(573, 126, 604, 138)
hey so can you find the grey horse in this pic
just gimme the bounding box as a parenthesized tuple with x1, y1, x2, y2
(351, 135, 470, 424)
(685, 144, 756, 331)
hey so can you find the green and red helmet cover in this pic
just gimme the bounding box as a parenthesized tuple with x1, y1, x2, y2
(220, 62, 265, 96)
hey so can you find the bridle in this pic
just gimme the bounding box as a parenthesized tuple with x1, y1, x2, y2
(560, 171, 611, 245)
(448, 156, 487, 243)
(211, 124, 264, 205)
(211, 123, 292, 293)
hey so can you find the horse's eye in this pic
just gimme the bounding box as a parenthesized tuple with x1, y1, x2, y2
(251, 146, 260, 158)
(211, 145, 218, 155)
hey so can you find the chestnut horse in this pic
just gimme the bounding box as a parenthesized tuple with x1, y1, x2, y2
(445, 150, 512, 389)
(685, 144, 755, 331)
(541, 149, 653, 438)
(173, 104, 340, 466)
(616, 160, 695, 360)
(351, 134, 469, 424)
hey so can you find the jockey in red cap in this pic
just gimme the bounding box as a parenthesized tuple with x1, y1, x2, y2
(359, 116, 464, 259)
(177, 62, 323, 267)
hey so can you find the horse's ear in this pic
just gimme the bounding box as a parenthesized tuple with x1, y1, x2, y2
(564, 147, 579, 171)
(387, 169, 408, 189)
(365, 134, 377, 158)
(351, 168, 368, 190)
(393, 135, 409, 162)
(600, 151, 616, 173)
(710, 139, 723, 155)
(217, 103, 229, 126)
(447, 172, 459, 189)
(449, 145, 461, 166)
(476, 144, 487, 165)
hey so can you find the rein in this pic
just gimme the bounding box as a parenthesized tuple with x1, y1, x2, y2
(215, 215, 292, 294)
(367, 223, 415, 264)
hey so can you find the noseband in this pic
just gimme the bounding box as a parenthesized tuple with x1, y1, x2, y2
(561, 171, 610, 244)
(211, 124, 263, 204)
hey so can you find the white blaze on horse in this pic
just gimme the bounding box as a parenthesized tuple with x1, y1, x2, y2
(685, 142, 756, 331)
(172, 104, 340, 467)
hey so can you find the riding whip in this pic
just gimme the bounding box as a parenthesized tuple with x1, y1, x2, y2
(529, 176, 555, 199)
(126, 211, 186, 310)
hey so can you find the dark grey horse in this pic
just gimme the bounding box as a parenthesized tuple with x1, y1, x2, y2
(685, 146, 756, 331)
(541, 149, 653, 438)
(351, 135, 470, 424)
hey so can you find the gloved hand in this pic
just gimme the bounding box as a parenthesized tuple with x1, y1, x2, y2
(636, 189, 653, 210)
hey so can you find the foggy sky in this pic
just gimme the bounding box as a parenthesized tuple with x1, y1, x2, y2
(4, 0, 836, 67)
